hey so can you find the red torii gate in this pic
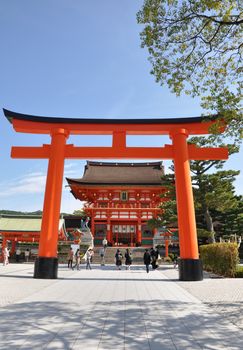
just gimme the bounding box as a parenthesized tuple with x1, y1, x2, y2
(3, 109, 228, 281)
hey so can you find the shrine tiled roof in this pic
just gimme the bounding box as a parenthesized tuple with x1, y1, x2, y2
(66, 161, 164, 185)
(0, 215, 64, 232)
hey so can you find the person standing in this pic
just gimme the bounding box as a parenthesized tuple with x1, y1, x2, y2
(24, 249, 30, 263)
(143, 249, 151, 273)
(102, 237, 108, 249)
(99, 246, 105, 266)
(67, 248, 74, 269)
(16, 248, 21, 263)
(3, 247, 9, 266)
(115, 249, 123, 270)
(125, 248, 132, 270)
(86, 249, 93, 270)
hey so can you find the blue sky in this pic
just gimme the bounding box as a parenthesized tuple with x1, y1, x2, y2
(0, 0, 242, 213)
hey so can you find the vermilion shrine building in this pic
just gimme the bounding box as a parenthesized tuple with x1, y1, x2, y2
(67, 161, 167, 246)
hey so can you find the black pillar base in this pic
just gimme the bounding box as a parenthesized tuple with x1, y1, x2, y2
(178, 258, 203, 281)
(34, 257, 58, 279)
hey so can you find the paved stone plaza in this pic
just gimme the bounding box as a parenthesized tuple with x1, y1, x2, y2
(0, 263, 243, 349)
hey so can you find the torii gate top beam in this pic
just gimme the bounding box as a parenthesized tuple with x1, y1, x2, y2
(3, 108, 220, 135)
(3, 109, 228, 161)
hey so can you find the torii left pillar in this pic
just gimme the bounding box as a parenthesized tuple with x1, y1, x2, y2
(34, 128, 69, 279)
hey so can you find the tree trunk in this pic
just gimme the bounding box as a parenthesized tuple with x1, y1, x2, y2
(204, 206, 215, 243)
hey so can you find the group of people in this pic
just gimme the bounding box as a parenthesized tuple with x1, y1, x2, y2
(115, 247, 160, 273)
(115, 248, 133, 270)
(67, 247, 94, 270)
(143, 247, 159, 273)
(67, 244, 161, 273)
(2, 247, 31, 265)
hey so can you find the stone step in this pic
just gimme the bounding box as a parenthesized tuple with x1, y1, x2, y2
(92, 247, 147, 265)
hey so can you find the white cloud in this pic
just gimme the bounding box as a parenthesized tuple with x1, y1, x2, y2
(0, 169, 85, 214)
(0, 172, 47, 197)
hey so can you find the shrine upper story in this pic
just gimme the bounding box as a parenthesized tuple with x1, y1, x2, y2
(66, 161, 167, 210)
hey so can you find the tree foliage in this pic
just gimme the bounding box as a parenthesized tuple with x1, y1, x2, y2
(149, 137, 241, 242)
(211, 195, 243, 237)
(72, 209, 86, 217)
(189, 137, 240, 241)
(137, 0, 243, 141)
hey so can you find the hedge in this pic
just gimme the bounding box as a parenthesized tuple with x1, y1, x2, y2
(199, 243, 239, 277)
(235, 266, 243, 278)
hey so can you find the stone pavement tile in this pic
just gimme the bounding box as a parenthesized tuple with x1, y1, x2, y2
(0, 267, 109, 349)
(138, 270, 234, 349)
(161, 265, 243, 303)
(127, 270, 208, 349)
(160, 265, 243, 341)
(1, 264, 243, 350)
(96, 280, 126, 349)
(153, 268, 243, 350)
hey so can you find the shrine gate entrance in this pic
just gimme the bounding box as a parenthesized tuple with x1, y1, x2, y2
(112, 224, 137, 246)
(3, 108, 228, 281)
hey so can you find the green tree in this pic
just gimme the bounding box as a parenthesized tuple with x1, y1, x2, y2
(149, 137, 240, 243)
(137, 0, 243, 141)
(189, 137, 240, 241)
(212, 195, 243, 237)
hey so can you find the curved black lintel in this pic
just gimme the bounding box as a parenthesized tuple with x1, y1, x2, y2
(3, 108, 218, 125)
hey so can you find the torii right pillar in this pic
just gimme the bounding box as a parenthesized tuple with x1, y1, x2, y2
(171, 128, 203, 281)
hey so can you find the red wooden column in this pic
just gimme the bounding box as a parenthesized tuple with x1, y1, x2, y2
(91, 211, 95, 239)
(107, 210, 112, 243)
(11, 240, 16, 255)
(34, 128, 69, 279)
(170, 128, 203, 281)
(165, 239, 169, 258)
(137, 217, 142, 245)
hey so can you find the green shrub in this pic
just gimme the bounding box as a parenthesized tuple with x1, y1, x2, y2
(199, 243, 239, 277)
(235, 266, 243, 278)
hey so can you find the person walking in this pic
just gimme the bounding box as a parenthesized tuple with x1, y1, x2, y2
(173, 255, 179, 268)
(150, 247, 159, 270)
(67, 247, 74, 269)
(143, 249, 151, 273)
(86, 249, 93, 270)
(125, 248, 132, 270)
(99, 246, 105, 266)
(115, 249, 123, 270)
(73, 249, 81, 270)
